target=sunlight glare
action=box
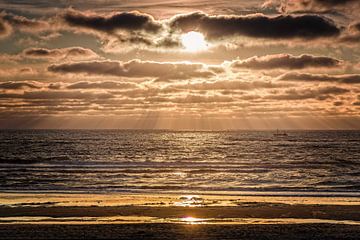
[181,31,208,52]
[180,216,205,224]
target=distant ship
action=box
[273,129,288,137]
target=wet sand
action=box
[1,193,360,239]
[1,223,360,240]
[1,204,360,222]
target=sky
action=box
[0,0,359,129]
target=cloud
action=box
[0,53,21,64]
[339,22,360,43]
[66,81,138,89]
[164,80,290,92]
[314,0,356,6]
[278,72,360,83]
[0,11,48,33]
[23,47,99,61]
[263,0,360,14]
[0,6,359,128]
[0,67,38,80]
[0,81,41,90]
[56,10,344,51]
[0,19,11,38]
[354,22,360,31]
[0,90,114,100]
[62,9,162,34]
[231,54,341,70]
[48,60,217,80]
[149,94,234,104]
[266,86,350,100]
[0,9,342,52]
[60,9,183,50]
[169,12,340,40]
[0,11,50,39]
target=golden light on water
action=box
[181,31,208,52]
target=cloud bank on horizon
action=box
[0,0,359,129]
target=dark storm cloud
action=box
[0,81,40,90]
[231,54,341,70]
[48,60,217,80]
[279,72,360,84]
[62,9,162,34]
[169,12,340,39]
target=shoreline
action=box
[2,190,360,197]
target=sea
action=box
[0,130,359,195]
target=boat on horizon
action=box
[273,129,288,137]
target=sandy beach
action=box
[0,193,360,239]
[1,223,360,240]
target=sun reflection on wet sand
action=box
[174,195,204,207]
[1,193,360,226]
[1,193,360,208]
[179,216,206,224]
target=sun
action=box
[181,31,208,52]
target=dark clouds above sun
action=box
[0,0,359,129]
